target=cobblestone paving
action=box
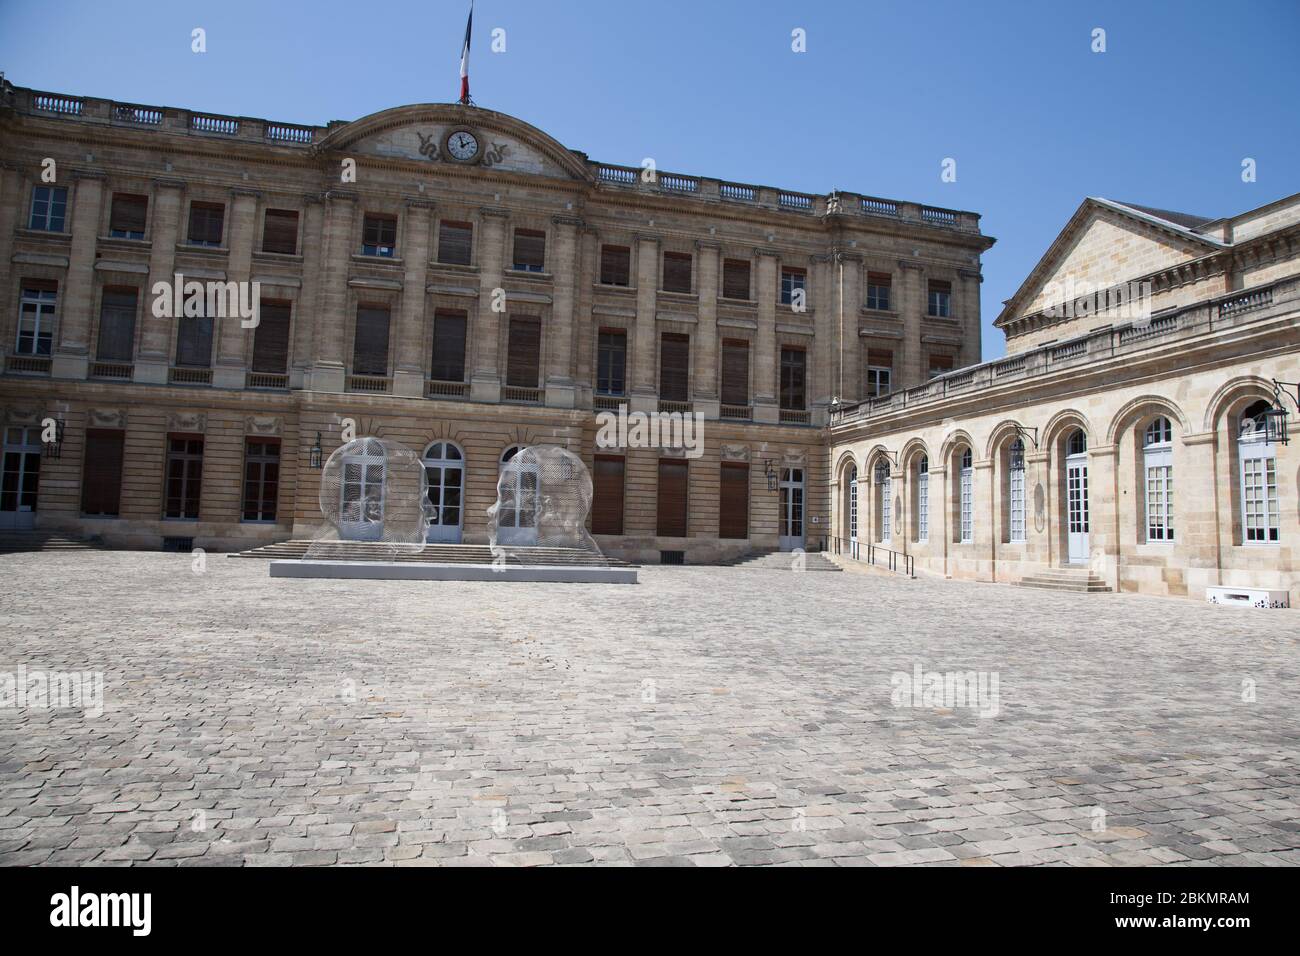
[1,551,1297,867]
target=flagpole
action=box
[459,0,474,106]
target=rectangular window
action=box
[659,332,690,402]
[657,459,688,537]
[164,435,204,520]
[261,209,299,255]
[431,309,468,382]
[187,201,225,247]
[866,348,893,397]
[512,228,546,272]
[16,283,57,356]
[109,193,148,239]
[175,310,214,368]
[81,429,125,517]
[928,279,952,318]
[596,330,627,396]
[506,316,541,387]
[242,439,280,522]
[1242,451,1279,543]
[96,288,137,362]
[361,214,397,257]
[28,186,68,232]
[1010,464,1026,543]
[720,339,750,407]
[251,300,291,373]
[960,466,974,543]
[592,455,625,536]
[719,463,749,539]
[866,272,892,311]
[662,252,692,294]
[928,353,955,378]
[779,347,807,410]
[599,245,631,286]
[917,470,929,542]
[1145,448,1173,543]
[352,305,391,376]
[722,259,751,300]
[780,267,806,306]
[438,220,473,265]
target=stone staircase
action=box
[722,549,842,572]
[1016,567,1112,593]
[230,540,633,568]
[0,532,106,554]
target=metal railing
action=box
[4,354,52,374]
[829,536,915,577]
[426,379,469,399]
[90,361,133,380]
[502,385,542,404]
[246,371,289,389]
[347,374,391,393]
[720,404,753,420]
[169,366,212,385]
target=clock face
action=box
[445,129,480,162]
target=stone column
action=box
[930,464,949,577]
[393,198,433,397]
[136,179,186,384]
[310,190,357,393]
[693,240,720,418]
[213,188,259,388]
[753,248,779,422]
[290,195,325,389]
[812,253,835,418]
[958,268,983,368]
[899,260,925,389]
[573,226,598,404]
[52,171,105,380]
[630,234,660,414]
[837,252,862,403]
[975,458,995,582]
[1088,444,1119,590]
[1179,432,1222,593]
[545,214,582,408]
[470,206,508,403]
[1025,449,1051,568]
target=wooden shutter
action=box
[109,194,147,235]
[187,202,224,245]
[431,309,468,381]
[592,455,625,535]
[659,333,690,402]
[506,316,541,387]
[600,245,630,286]
[722,259,751,300]
[779,347,806,410]
[81,430,124,517]
[176,315,214,367]
[96,288,137,361]
[352,306,391,375]
[662,252,692,293]
[719,463,749,539]
[928,353,955,375]
[512,229,546,271]
[438,221,473,265]
[262,209,299,254]
[251,300,291,372]
[929,280,952,294]
[867,348,893,369]
[720,339,749,406]
[657,459,688,537]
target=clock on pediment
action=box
[442,127,481,164]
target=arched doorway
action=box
[497,445,539,546]
[846,464,858,558]
[0,426,42,531]
[339,439,385,541]
[778,466,804,551]
[422,441,464,543]
[1065,428,1090,563]
[874,459,892,545]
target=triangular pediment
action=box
[315,104,592,182]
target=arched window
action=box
[959,447,973,544]
[1239,401,1279,544]
[500,445,523,468]
[1143,417,1173,543]
[1008,438,1026,544]
[916,455,929,543]
[874,459,891,543]
[847,465,858,543]
[1068,429,1087,456]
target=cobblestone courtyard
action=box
[1,551,1297,867]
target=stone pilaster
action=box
[929,465,949,576]
[213,189,259,388]
[693,239,720,418]
[899,260,925,389]
[1087,444,1118,590]
[753,248,779,421]
[1179,432,1223,591]
[290,195,325,389]
[975,458,995,582]
[959,268,983,367]
[573,226,598,403]
[0,166,20,350]
[545,214,582,408]
[812,253,835,416]
[310,190,357,393]
[52,170,105,380]
[136,179,186,384]
[836,252,862,403]
[471,206,508,403]
[630,234,660,414]
[393,199,433,397]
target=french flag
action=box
[459,1,473,104]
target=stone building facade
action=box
[829,195,1300,601]
[0,80,992,561]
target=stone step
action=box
[1016,575,1112,593]
[230,540,634,568]
[0,533,105,554]
[723,550,842,571]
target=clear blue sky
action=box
[2,0,1297,358]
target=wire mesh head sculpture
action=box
[487,445,605,563]
[307,436,433,560]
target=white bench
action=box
[1206,586,1290,609]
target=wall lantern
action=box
[309,431,324,469]
[1267,381,1298,445]
[42,418,64,459]
[763,459,778,492]
[1011,425,1040,469]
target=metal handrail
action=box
[828,535,915,577]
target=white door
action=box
[1,427,41,531]
[1066,451,1090,564]
[339,453,385,541]
[779,467,805,551]
[423,442,464,544]
[497,446,539,546]
[847,468,859,559]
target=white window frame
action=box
[28,185,68,232]
[1009,441,1026,544]
[875,461,892,543]
[847,466,858,541]
[1240,429,1279,546]
[16,286,57,356]
[959,449,973,544]
[1143,418,1174,543]
[866,365,892,398]
[917,458,929,543]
